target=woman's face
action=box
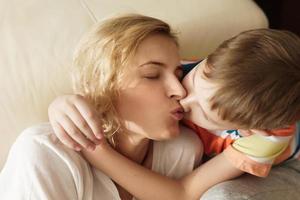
[180,60,237,130]
[115,34,186,140]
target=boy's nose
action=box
[179,95,193,113]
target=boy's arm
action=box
[180,153,244,199]
[83,143,244,200]
[48,94,104,151]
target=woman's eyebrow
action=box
[139,61,182,68]
[139,61,165,67]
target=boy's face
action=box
[180,60,238,130]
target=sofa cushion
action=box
[201,159,300,200]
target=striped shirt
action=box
[183,121,300,177]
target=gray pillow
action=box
[201,159,300,200]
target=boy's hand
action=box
[48,94,104,151]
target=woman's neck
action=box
[112,131,153,200]
[114,131,150,164]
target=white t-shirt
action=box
[0,123,202,200]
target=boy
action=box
[49,28,300,199]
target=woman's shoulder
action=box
[11,122,85,168]
[12,122,53,149]
[19,122,54,139]
[1,123,94,199]
[6,122,92,177]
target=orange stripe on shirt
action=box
[183,120,235,156]
[223,146,272,177]
[266,125,296,136]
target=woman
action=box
[0,14,201,199]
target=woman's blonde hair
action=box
[71,14,177,141]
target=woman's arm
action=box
[83,143,244,200]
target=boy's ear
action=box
[239,129,270,136]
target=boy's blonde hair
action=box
[71,14,177,139]
[205,29,300,129]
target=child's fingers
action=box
[65,104,101,145]
[74,96,104,140]
[58,114,96,151]
[51,120,82,151]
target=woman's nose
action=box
[168,79,187,100]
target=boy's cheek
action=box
[186,115,207,128]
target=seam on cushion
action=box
[79,0,97,23]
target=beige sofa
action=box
[1,0,299,199]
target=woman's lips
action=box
[171,107,184,120]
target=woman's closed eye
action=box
[144,75,160,79]
[140,69,160,80]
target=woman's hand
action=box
[48,94,104,151]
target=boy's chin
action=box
[188,119,216,130]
